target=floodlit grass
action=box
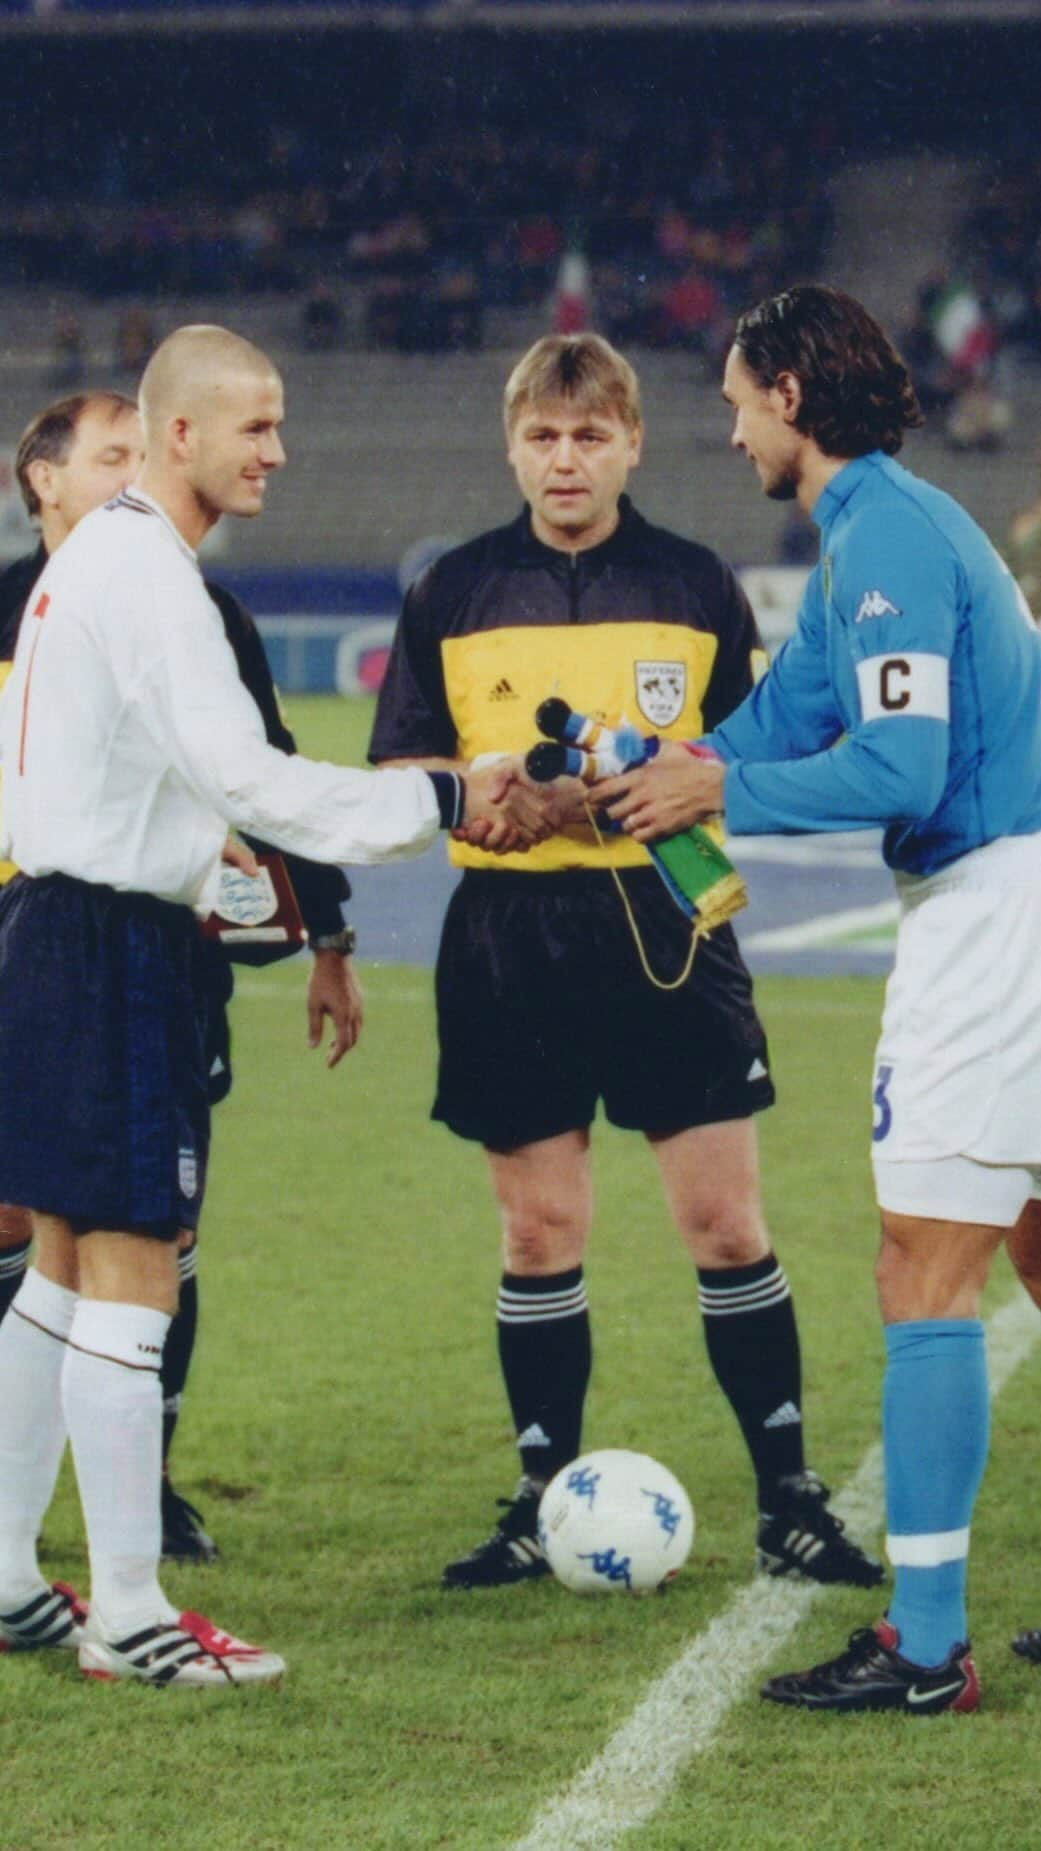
[7,698,1040,1850]
[284,690,377,767]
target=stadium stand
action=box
[5,272,1041,593]
[2,7,1041,598]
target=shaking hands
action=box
[456,755,582,854]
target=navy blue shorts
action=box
[0,874,210,1240]
[433,869,775,1151]
[198,938,235,1108]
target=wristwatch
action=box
[310,926,357,956]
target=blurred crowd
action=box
[1,114,832,359]
[897,148,1041,454]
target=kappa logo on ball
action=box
[565,1464,602,1508]
[635,660,686,727]
[538,1448,695,1594]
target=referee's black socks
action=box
[496,1268,592,1485]
[696,1252,805,1506]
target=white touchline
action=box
[511,1290,1039,1851]
[742,900,900,954]
[730,835,884,870]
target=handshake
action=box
[458,696,646,853]
[454,754,573,855]
[458,700,745,933]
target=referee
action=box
[371,331,882,1594]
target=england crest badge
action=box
[213,862,278,927]
[200,851,307,966]
[178,1146,199,1200]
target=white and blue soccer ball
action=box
[537,1449,695,1594]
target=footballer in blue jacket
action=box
[597,283,1041,1712]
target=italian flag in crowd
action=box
[929,281,996,373]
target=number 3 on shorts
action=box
[872,1063,893,1144]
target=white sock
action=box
[63,1299,179,1637]
[0,1268,77,1607]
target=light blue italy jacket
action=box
[708,452,1041,874]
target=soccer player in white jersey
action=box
[0,388,367,1566]
[596,284,1041,1713]
[0,392,146,1314]
[0,325,536,1687]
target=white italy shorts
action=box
[871,833,1041,1226]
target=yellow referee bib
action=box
[443,620,719,872]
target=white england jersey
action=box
[0,491,440,909]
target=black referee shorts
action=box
[0,873,211,1240]
[433,868,774,1151]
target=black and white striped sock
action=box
[697,1253,805,1506]
[496,1268,592,1483]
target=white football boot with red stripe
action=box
[0,1580,88,1652]
[79,1608,286,1687]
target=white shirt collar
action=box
[117,488,201,568]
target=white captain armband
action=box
[856,652,950,724]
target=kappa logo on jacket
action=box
[855,589,902,624]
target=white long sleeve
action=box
[0,493,441,909]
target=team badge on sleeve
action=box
[635,660,686,727]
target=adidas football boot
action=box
[442,1478,550,1589]
[0,1580,88,1652]
[79,1609,285,1687]
[757,1470,884,1588]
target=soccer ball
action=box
[537,1449,695,1594]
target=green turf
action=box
[6,698,1040,1850]
[284,690,377,767]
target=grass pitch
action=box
[5,698,1041,1851]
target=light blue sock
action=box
[883,1319,988,1668]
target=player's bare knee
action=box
[675,1201,769,1269]
[501,1199,588,1273]
[876,1214,999,1322]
